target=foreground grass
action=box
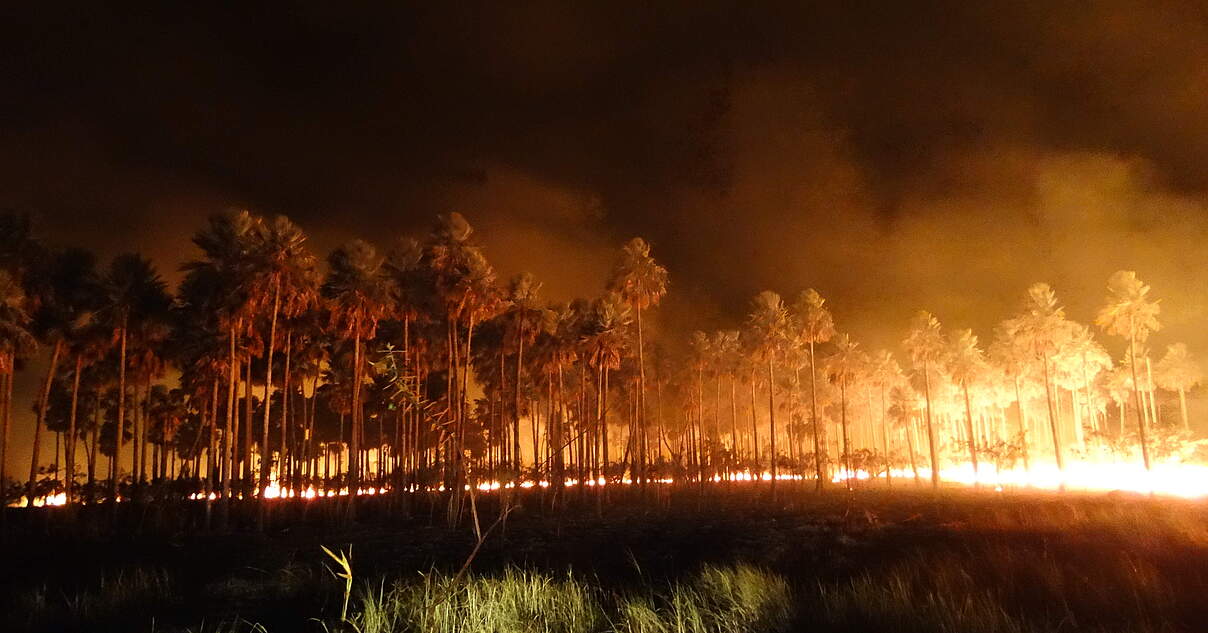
[9,489,1208,632]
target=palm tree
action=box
[48,251,105,505]
[607,238,668,486]
[902,311,945,489]
[1154,343,1202,431]
[988,324,1035,471]
[98,254,169,505]
[498,273,544,482]
[947,329,987,483]
[541,301,580,491]
[420,213,502,525]
[746,291,788,489]
[0,269,35,506]
[1010,283,1075,473]
[688,331,711,480]
[383,237,428,494]
[250,215,318,528]
[887,384,922,484]
[185,212,259,523]
[1096,271,1161,471]
[791,289,835,489]
[713,330,742,468]
[826,333,864,486]
[869,350,903,485]
[581,292,631,496]
[25,249,105,505]
[322,240,388,519]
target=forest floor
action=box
[5,483,1208,632]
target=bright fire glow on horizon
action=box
[15,453,1208,508]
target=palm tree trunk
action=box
[1145,357,1160,431]
[1179,388,1189,431]
[602,367,610,483]
[749,368,758,471]
[281,331,291,497]
[113,318,128,507]
[242,359,253,500]
[0,362,10,512]
[1013,376,1030,472]
[809,340,823,490]
[139,378,150,489]
[879,385,890,486]
[27,339,63,505]
[514,328,524,479]
[221,321,238,525]
[1128,328,1151,470]
[635,305,646,486]
[729,374,738,473]
[1042,356,1064,473]
[962,382,979,485]
[66,353,83,505]
[258,281,281,529]
[922,359,940,489]
[905,414,920,484]
[695,365,703,480]
[767,356,777,491]
[87,402,98,501]
[839,375,849,489]
[348,322,362,520]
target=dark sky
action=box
[4,1,1208,353]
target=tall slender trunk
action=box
[0,361,10,512]
[514,328,524,478]
[729,374,738,470]
[138,378,150,488]
[66,353,83,505]
[1013,376,1030,472]
[695,365,703,480]
[749,368,758,470]
[554,362,565,489]
[879,384,890,486]
[767,355,777,491]
[112,317,129,506]
[921,359,940,489]
[1042,356,1064,472]
[1179,388,1189,431]
[713,370,721,481]
[258,281,281,529]
[1145,357,1159,432]
[809,340,823,489]
[27,339,63,505]
[221,321,238,523]
[905,414,920,483]
[87,401,98,500]
[458,317,476,501]
[961,382,979,485]
[839,375,849,489]
[1128,326,1151,471]
[635,306,646,486]
[281,331,291,496]
[602,367,610,482]
[242,359,253,499]
[348,322,362,520]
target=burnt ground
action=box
[5,483,1208,632]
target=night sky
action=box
[4,1,1208,369]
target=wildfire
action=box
[16,455,1208,509]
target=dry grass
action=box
[9,490,1208,632]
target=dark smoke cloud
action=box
[4,1,1208,469]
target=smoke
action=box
[6,1,1208,472]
